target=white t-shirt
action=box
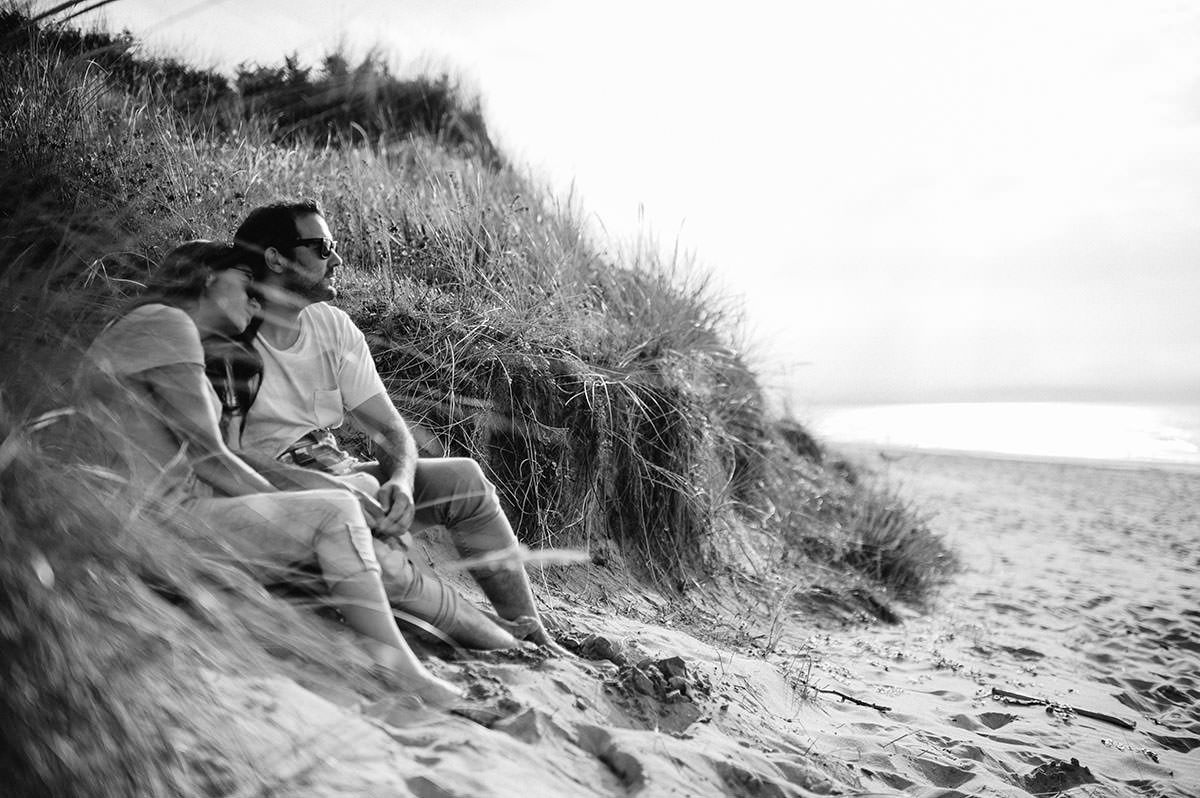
[241,302,389,457]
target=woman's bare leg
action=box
[190,489,464,704]
[331,570,462,706]
[374,540,521,650]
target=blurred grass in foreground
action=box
[1,7,957,794]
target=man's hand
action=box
[376,478,416,537]
[346,393,419,529]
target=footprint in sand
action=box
[977,711,1018,729]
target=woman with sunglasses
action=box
[80,240,463,706]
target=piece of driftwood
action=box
[991,687,1137,730]
[813,687,892,713]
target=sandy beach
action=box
[779,447,1200,797]
[173,447,1199,796]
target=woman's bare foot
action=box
[408,673,464,708]
[370,646,464,707]
[381,667,463,708]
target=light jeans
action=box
[184,488,379,588]
[349,458,520,629]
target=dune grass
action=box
[0,9,957,793]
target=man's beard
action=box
[283,266,336,302]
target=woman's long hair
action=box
[117,240,267,443]
[126,239,261,312]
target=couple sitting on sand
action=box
[81,200,563,706]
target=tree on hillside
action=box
[234,49,501,167]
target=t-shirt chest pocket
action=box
[312,389,343,428]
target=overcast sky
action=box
[72,0,1200,407]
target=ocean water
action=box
[806,402,1200,468]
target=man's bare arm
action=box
[346,392,418,486]
[346,392,418,532]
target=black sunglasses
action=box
[293,237,338,259]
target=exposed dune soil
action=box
[179,448,1200,797]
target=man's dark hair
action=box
[233,198,325,271]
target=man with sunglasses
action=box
[229,200,565,654]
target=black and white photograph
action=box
[2,2,1197,796]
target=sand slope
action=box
[174,448,1200,797]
